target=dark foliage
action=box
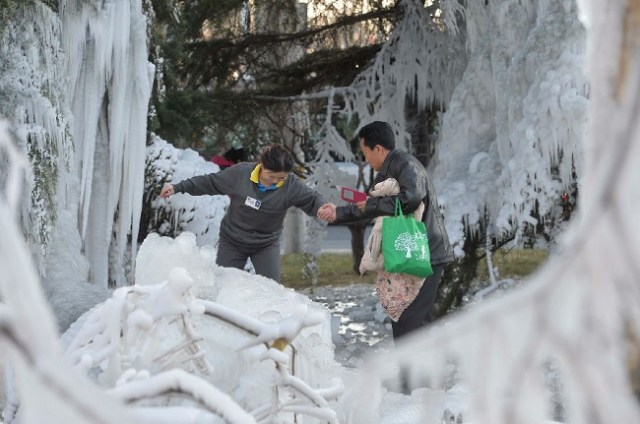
[148,0,399,154]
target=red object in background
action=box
[340,187,368,203]
[211,147,245,170]
[211,155,236,169]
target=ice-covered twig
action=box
[0,121,29,217]
[485,230,498,287]
[278,365,337,407]
[199,299,342,422]
[128,405,237,424]
[199,300,265,337]
[1,122,136,424]
[109,368,256,424]
[475,231,500,300]
[65,270,213,384]
[0,298,134,424]
[276,369,341,424]
[237,311,325,351]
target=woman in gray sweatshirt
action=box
[160,144,329,282]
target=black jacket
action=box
[335,149,454,266]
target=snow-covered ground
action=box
[300,284,394,368]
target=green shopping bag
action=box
[382,198,433,278]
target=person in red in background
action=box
[211,146,245,170]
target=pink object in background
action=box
[340,187,367,203]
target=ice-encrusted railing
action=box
[61,268,342,424]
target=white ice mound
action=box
[61,232,344,423]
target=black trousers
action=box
[391,264,446,340]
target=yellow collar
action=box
[250,164,285,188]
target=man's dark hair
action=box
[260,144,294,172]
[358,121,396,150]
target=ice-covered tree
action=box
[347,0,640,422]
[301,0,587,311]
[0,0,153,299]
[140,134,228,248]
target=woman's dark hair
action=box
[358,121,396,150]
[260,144,294,172]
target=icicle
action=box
[60,0,154,287]
[475,229,499,300]
[435,0,587,248]
[0,3,72,273]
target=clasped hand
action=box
[317,203,337,222]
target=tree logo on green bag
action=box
[394,232,429,260]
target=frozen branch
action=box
[109,369,256,424]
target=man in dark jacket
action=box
[318,121,454,339]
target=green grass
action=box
[280,253,376,289]
[281,248,549,289]
[476,248,549,280]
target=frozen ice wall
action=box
[0,0,154,325]
[1,0,154,287]
[60,0,154,287]
[434,0,588,249]
[0,2,71,273]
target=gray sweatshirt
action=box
[172,162,326,249]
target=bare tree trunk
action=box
[282,208,304,254]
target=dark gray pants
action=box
[216,237,281,282]
[391,264,445,340]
